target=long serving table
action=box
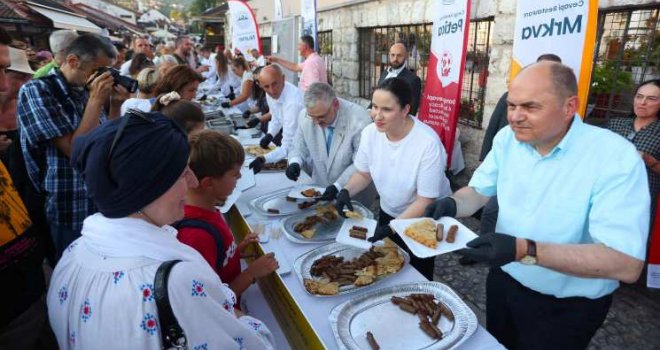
[225,135,505,350]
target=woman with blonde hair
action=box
[120,67,158,115]
[220,57,254,112]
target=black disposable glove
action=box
[259,133,274,149]
[225,87,236,101]
[320,185,338,201]
[221,102,231,108]
[457,233,517,267]
[249,156,266,174]
[424,197,457,219]
[335,189,354,218]
[367,225,394,243]
[285,163,301,181]
[242,110,252,118]
[246,117,260,128]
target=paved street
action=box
[433,216,660,350]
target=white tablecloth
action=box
[234,166,504,350]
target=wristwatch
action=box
[520,239,537,265]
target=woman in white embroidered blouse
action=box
[47,111,275,350]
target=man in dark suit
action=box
[375,43,422,115]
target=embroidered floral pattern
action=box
[193,343,209,350]
[191,280,207,297]
[58,285,68,305]
[233,337,245,349]
[140,313,158,335]
[222,299,232,312]
[66,241,78,252]
[80,299,92,322]
[247,320,262,331]
[112,271,124,284]
[69,331,76,345]
[140,283,155,302]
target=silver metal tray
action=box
[249,187,319,217]
[329,282,478,350]
[281,201,373,244]
[293,242,410,297]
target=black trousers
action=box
[377,208,435,280]
[487,267,612,350]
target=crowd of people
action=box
[0,24,658,350]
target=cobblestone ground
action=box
[432,216,660,350]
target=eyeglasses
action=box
[107,109,155,181]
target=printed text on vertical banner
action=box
[228,0,262,54]
[300,0,318,50]
[418,0,471,167]
[510,0,599,117]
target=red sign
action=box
[418,0,471,167]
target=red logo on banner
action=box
[440,51,453,77]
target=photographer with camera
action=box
[17,33,129,262]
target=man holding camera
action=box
[17,34,128,261]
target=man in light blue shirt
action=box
[425,61,649,349]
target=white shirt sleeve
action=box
[416,139,445,199]
[170,263,275,349]
[264,99,303,163]
[353,127,371,173]
[287,109,308,166]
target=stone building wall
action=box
[250,0,658,175]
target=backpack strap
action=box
[172,219,226,271]
[154,260,187,350]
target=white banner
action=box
[300,0,317,50]
[228,0,262,54]
[511,0,598,116]
[274,0,283,20]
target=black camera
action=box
[94,67,138,93]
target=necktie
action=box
[326,126,334,154]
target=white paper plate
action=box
[237,166,256,191]
[389,217,477,258]
[260,242,291,275]
[287,185,326,199]
[335,218,378,250]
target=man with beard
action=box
[374,43,422,115]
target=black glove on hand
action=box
[225,87,236,101]
[285,163,301,181]
[221,102,231,108]
[368,225,394,243]
[246,117,260,128]
[320,185,339,201]
[248,157,266,174]
[259,134,274,149]
[335,189,354,218]
[242,110,252,119]
[424,197,457,219]
[457,233,517,267]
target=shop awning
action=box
[27,3,102,33]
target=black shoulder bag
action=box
[154,260,188,350]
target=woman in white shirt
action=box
[120,67,158,115]
[48,112,275,350]
[335,77,452,279]
[221,57,254,112]
[200,53,240,97]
